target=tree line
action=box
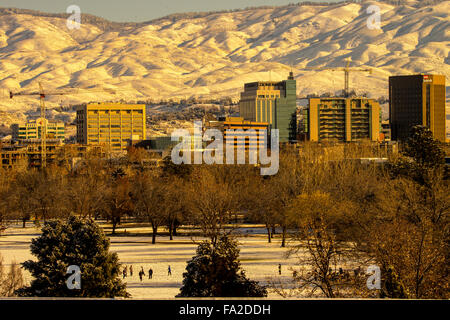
[0,125,448,298]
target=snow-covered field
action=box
[0,223,300,298]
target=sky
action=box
[0,0,341,22]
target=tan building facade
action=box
[76,103,146,152]
[308,98,380,142]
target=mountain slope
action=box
[0,0,448,116]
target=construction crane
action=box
[304,59,372,97]
[9,82,115,168]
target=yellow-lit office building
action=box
[76,103,146,152]
[307,98,380,142]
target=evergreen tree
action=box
[160,155,192,179]
[16,216,129,297]
[177,236,267,297]
[390,125,445,184]
[381,266,408,299]
[403,125,445,170]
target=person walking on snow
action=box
[123,265,128,279]
[168,265,172,276]
[149,268,153,279]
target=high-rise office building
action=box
[307,97,380,142]
[389,74,446,142]
[11,118,65,141]
[76,103,146,152]
[239,72,297,142]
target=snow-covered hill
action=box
[0,0,448,121]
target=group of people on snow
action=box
[122,265,172,281]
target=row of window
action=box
[87,122,143,126]
[257,95,277,99]
[90,122,143,125]
[88,129,142,133]
[87,110,143,114]
[90,124,143,128]
[88,138,129,142]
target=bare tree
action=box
[133,171,167,244]
[280,191,367,298]
[0,254,24,297]
[163,176,189,240]
[187,166,238,246]
[66,168,105,219]
[0,168,13,230]
[9,172,34,228]
[246,177,278,243]
[102,173,133,235]
[10,168,67,225]
[266,147,302,247]
[363,176,449,299]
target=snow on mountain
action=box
[0,0,448,121]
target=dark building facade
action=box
[389,74,446,142]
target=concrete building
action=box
[11,118,65,141]
[76,103,146,152]
[60,143,106,160]
[389,74,446,142]
[0,144,27,169]
[307,97,381,142]
[380,120,391,142]
[239,72,297,143]
[24,139,64,167]
[1,140,106,169]
[0,139,63,168]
